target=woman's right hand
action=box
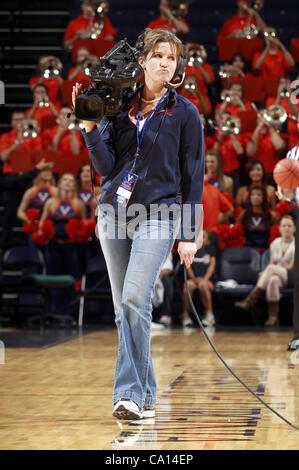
[72,82,96,132]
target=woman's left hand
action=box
[178,241,198,269]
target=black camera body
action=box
[74,39,143,121]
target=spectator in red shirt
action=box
[245,112,286,175]
[25,84,61,129]
[63,0,116,51]
[252,27,295,78]
[0,110,42,175]
[220,53,254,89]
[147,0,190,36]
[217,0,266,43]
[41,106,82,156]
[67,46,93,84]
[180,74,211,117]
[210,110,245,178]
[202,180,234,231]
[29,56,63,109]
[265,76,299,150]
[216,81,254,116]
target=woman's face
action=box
[249,163,264,183]
[250,189,263,207]
[34,86,48,101]
[77,47,90,64]
[80,165,91,184]
[60,175,75,192]
[139,42,177,87]
[232,55,244,71]
[39,170,52,184]
[230,84,243,100]
[279,218,295,238]
[206,155,218,174]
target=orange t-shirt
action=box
[252,49,293,78]
[212,131,244,173]
[147,16,190,34]
[0,129,43,174]
[217,13,256,43]
[215,99,253,117]
[25,103,62,128]
[41,125,82,154]
[203,181,233,231]
[63,14,116,43]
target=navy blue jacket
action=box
[82,88,205,241]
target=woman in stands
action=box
[73,28,205,420]
[236,185,276,252]
[215,81,253,117]
[235,215,295,327]
[38,173,86,317]
[25,83,61,128]
[29,55,63,109]
[17,167,58,222]
[235,160,277,209]
[204,149,234,196]
[220,53,253,89]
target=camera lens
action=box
[75,95,105,121]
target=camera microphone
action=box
[163,72,185,89]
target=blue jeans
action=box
[97,209,180,408]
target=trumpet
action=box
[221,116,241,135]
[38,97,49,108]
[41,58,62,79]
[183,81,197,92]
[280,87,290,98]
[187,46,207,66]
[251,0,264,11]
[83,57,100,76]
[220,90,232,102]
[261,105,288,126]
[263,27,277,40]
[96,1,109,15]
[67,115,84,131]
[22,119,40,138]
[242,23,259,39]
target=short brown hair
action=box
[137,28,184,60]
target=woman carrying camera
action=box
[73,29,205,420]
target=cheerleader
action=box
[39,173,86,317]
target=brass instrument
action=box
[262,105,287,126]
[96,1,109,15]
[83,56,100,76]
[221,116,241,135]
[22,119,40,138]
[263,27,277,40]
[251,0,264,11]
[187,46,207,66]
[220,90,232,102]
[38,97,49,108]
[280,87,290,98]
[41,58,62,79]
[67,115,84,131]
[183,81,197,92]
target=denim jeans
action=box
[97,208,180,408]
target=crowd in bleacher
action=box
[0,0,298,327]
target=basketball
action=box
[273,158,299,190]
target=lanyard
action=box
[131,90,168,171]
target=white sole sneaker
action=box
[202,313,215,327]
[113,400,143,420]
[142,406,155,418]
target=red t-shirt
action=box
[0,129,42,174]
[63,14,116,43]
[29,77,63,107]
[67,68,91,84]
[202,181,233,231]
[217,13,256,43]
[41,125,82,154]
[243,131,286,173]
[25,104,62,128]
[215,99,253,117]
[181,92,212,116]
[211,131,244,173]
[147,16,190,34]
[184,63,215,96]
[252,49,293,78]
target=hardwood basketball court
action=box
[0,327,298,450]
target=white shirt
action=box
[286,145,299,203]
[270,237,295,268]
